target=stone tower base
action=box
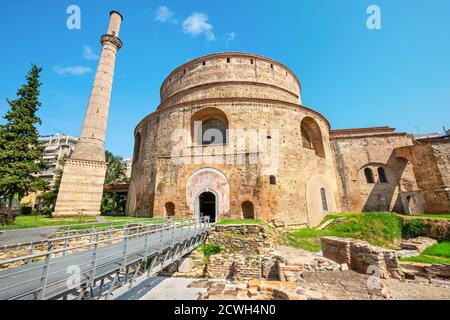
[53,159,107,217]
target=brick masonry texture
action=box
[54,12,123,217]
[127,52,450,225]
[321,237,403,279]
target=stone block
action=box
[178,258,194,273]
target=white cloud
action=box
[83,45,99,60]
[224,32,236,45]
[183,12,215,41]
[155,6,175,23]
[52,65,92,76]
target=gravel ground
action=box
[385,279,450,300]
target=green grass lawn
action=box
[286,212,404,252]
[0,215,158,231]
[401,242,450,265]
[398,214,450,220]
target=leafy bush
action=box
[403,220,425,238]
[20,206,33,216]
[198,243,221,263]
[0,208,19,227]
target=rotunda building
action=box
[127,52,340,227]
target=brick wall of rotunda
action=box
[127,53,340,228]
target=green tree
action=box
[104,151,128,184]
[0,65,48,206]
[101,151,128,214]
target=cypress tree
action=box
[0,65,48,206]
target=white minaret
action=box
[54,11,123,216]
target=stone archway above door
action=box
[186,168,230,220]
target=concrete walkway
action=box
[115,277,206,300]
[0,227,58,246]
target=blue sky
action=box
[0,0,449,157]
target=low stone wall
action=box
[400,237,437,252]
[400,262,450,280]
[321,237,402,279]
[208,254,262,280]
[206,224,273,255]
[403,218,450,241]
[320,237,352,265]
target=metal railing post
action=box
[109,225,113,244]
[88,233,100,287]
[62,237,69,256]
[89,225,95,243]
[27,243,35,264]
[122,227,130,269]
[143,228,150,272]
[171,220,175,247]
[159,225,164,252]
[37,244,53,300]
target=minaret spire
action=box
[54,11,123,217]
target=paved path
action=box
[0,227,58,246]
[385,278,450,300]
[115,277,206,300]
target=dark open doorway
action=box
[199,191,216,223]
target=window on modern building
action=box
[320,188,329,212]
[270,175,277,185]
[165,202,175,217]
[378,167,388,183]
[133,132,141,163]
[300,117,325,158]
[242,201,255,219]
[364,168,375,184]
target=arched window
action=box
[165,202,175,217]
[200,118,227,145]
[242,201,255,219]
[320,188,329,212]
[300,117,325,158]
[133,132,141,163]
[364,168,375,184]
[270,175,277,185]
[191,108,229,146]
[378,167,388,183]
[301,125,312,149]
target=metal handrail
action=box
[0,218,171,250]
[0,217,210,300]
[0,218,202,266]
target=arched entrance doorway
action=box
[186,168,230,223]
[198,192,217,223]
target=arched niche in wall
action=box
[133,132,141,163]
[306,174,338,227]
[300,117,325,158]
[165,202,175,217]
[242,201,255,219]
[191,107,229,146]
